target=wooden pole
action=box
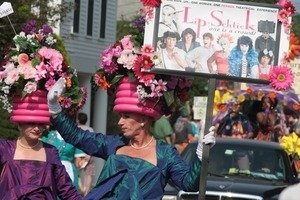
[198,78,216,200]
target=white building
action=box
[117,0,142,20]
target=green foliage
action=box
[0,105,19,139]
[0,0,74,64]
[292,13,300,39]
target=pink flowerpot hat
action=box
[10,90,51,124]
[113,77,162,120]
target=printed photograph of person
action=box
[251,49,274,80]
[157,4,182,40]
[207,33,234,74]
[255,20,276,54]
[228,35,258,78]
[185,32,215,73]
[157,31,188,71]
[176,28,200,53]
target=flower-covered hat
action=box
[0,20,87,123]
[91,6,191,118]
[10,90,51,124]
[113,77,162,120]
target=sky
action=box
[290,0,300,13]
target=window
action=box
[73,0,80,33]
[87,0,94,36]
[100,0,107,38]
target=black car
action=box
[163,138,299,200]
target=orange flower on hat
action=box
[293,103,300,111]
[246,87,254,95]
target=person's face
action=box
[240,44,250,55]
[262,32,270,39]
[219,41,229,51]
[118,113,144,137]
[162,7,175,24]
[229,103,240,114]
[184,33,193,43]
[165,37,177,49]
[260,55,271,66]
[237,154,250,170]
[262,97,271,109]
[203,36,212,48]
[19,122,46,139]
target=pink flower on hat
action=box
[0,20,87,114]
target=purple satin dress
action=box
[0,139,82,200]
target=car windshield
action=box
[182,141,288,182]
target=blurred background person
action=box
[153,114,174,144]
[212,80,233,117]
[173,102,196,154]
[255,96,282,142]
[76,112,96,196]
[229,151,252,174]
[42,114,86,190]
[216,98,254,139]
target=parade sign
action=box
[0,2,13,18]
[290,58,300,98]
[193,96,207,120]
[145,0,289,84]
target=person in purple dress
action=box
[0,92,82,199]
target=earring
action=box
[141,122,145,127]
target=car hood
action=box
[207,177,288,198]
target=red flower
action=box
[140,0,162,7]
[177,89,189,102]
[278,9,289,23]
[132,55,155,83]
[283,1,296,16]
[246,87,254,95]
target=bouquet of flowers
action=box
[0,20,87,115]
[91,9,191,114]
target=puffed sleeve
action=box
[51,112,126,159]
[166,145,201,191]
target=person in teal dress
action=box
[47,78,216,200]
[42,130,86,189]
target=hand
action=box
[196,126,216,161]
[47,77,66,115]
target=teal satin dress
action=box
[51,113,201,200]
[42,130,85,189]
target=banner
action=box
[145,0,289,84]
